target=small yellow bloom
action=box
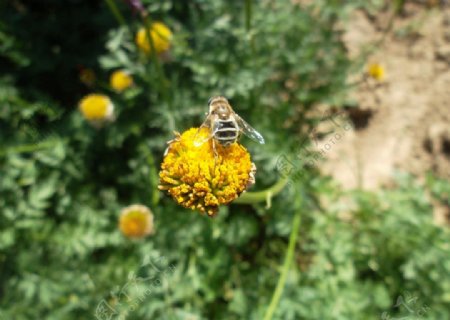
[119,204,154,238]
[135,22,172,54]
[158,128,253,216]
[110,70,133,93]
[367,63,385,81]
[78,94,114,123]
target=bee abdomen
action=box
[215,120,239,146]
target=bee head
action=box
[208,96,230,119]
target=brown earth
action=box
[315,3,450,222]
[318,4,450,187]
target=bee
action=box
[194,96,265,154]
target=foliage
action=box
[0,0,449,319]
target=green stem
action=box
[141,15,170,103]
[234,177,289,206]
[244,0,258,115]
[244,0,255,54]
[245,0,252,32]
[147,152,160,207]
[263,209,301,320]
[104,0,126,26]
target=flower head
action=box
[136,22,172,55]
[110,70,133,93]
[119,204,154,238]
[367,63,385,81]
[158,128,253,216]
[78,94,114,125]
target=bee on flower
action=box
[159,127,256,216]
[119,204,154,239]
[135,21,172,55]
[159,97,264,216]
[110,70,134,93]
[78,94,114,127]
[193,96,265,153]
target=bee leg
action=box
[212,139,219,166]
[164,132,181,156]
[164,146,170,157]
[164,141,173,157]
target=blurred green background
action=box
[0,0,449,319]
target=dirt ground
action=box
[318,4,450,187]
[316,3,450,222]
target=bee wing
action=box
[193,114,216,147]
[235,114,265,144]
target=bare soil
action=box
[315,3,450,222]
[319,4,450,188]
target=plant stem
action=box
[147,152,160,207]
[104,0,126,26]
[244,0,258,116]
[245,0,252,32]
[141,15,170,104]
[263,209,301,320]
[244,0,255,54]
[234,177,289,206]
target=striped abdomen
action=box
[213,119,239,147]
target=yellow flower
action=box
[158,128,253,216]
[119,204,154,238]
[78,94,114,123]
[135,22,172,54]
[367,63,385,81]
[110,70,134,93]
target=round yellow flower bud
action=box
[110,70,133,93]
[78,94,114,122]
[135,22,172,54]
[119,204,154,239]
[158,128,253,216]
[367,63,385,81]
